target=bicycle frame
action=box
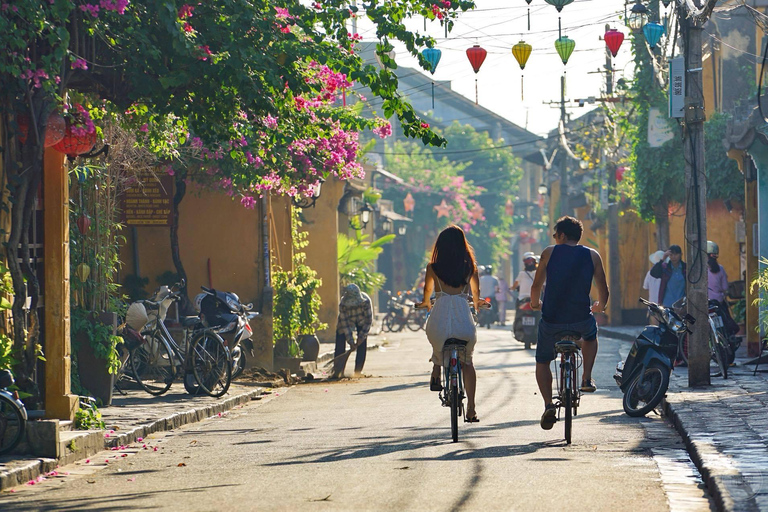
[441,344,465,411]
[554,351,581,410]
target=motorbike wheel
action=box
[231,346,246,380]
[622,361,670,417]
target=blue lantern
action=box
[422,48,442,109]
[422,48,442,74]
[643,22,665,49]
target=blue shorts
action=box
[535,316,598,363]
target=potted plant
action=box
[272,267,303,374]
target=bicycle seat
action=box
[181,316,200,327]
[555,339,581,353]
[444,338,469,347]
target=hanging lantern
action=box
[403,192,415,213]
[76,262,91,283]
[627,1,648,32]
[52,123,97,158]
[604,29,624,58]
[17,112,66,147]
[643,21,665,49]
[554,36,575,65]
[524,0,533,30]
[76,214,92,234]
[422,48,443,109]
[544,0,574,11]
[512,41,532,101]
[661,0,671,7]
[616,166,627,182]
[434,199,450,218]
[466,45,488,104]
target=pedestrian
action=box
[479,265,499,322]
[417,225,482,423]
[495,275,513,325]
[706,241,739,335]
[650,245,686,307]
[332,284,373,378]
[643,251,664,303]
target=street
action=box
[1,328,713,511]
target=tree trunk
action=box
[170,171,193,314]
[653,202,670,250]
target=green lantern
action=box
[554,36,575,65]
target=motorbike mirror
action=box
[684,314,696,324]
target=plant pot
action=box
[274,338,291,358]
[274,356,303,375]
[298,334,320,361]
[75,311,118,406]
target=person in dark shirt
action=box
[530,216,609,430]
[332,284,373,378]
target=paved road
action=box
[1,327,713,511]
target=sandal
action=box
[430,378,442,392]
[465,414,479,423]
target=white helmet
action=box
[706,240,719,255]
[523,252,536,261]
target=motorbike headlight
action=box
[226,295,240,311]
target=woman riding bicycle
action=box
[416,225,482,423]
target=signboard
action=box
[648,108,674,147]
[121,171,173,226]
[669,57,685,118]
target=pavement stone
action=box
[604,324,768,511]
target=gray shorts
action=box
[535,316,598,363]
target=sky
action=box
[356,0,639,137]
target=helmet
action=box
[523,251,536,261]
[706,240,719,255]
[484,265,493,275]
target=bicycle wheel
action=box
[711,334,729,379]
[131,333,175,396]
[450,384,459,443]
[0,393,25,455]
[406,310,425,332]
[382,312,396,333]
[563,387,572,444]
[191,331,232,397]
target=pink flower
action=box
[139,123,149,133]
[137,437,143,442]
[183,22,194,33]
[420,122,430,129]
[263,115,278,129]
[372,122,392,139]
[178,3,194,18]
[165,165,175,176]
[240,196,256,209]
[79,3,99,17]
[71,58,88,70]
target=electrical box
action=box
[669,57,685,118]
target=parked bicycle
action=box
[381,291,417,332]
[552,334,582,445]
[131,281,232,397]
[672,297,729,378]
[0,369,27,455]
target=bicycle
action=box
[552,333,582,445]
[672,297,728,378]
[133,282,232,397]
[0,369,27,455]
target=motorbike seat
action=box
[181,316,200,328]
[444,338,469,347]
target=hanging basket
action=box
[52,123,97,158]
[17,112,66,148]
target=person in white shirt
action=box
[643,251,664,303]
[513,252,539,300]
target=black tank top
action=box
[542,245,594,324]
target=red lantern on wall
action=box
[52,124,97,158]
[466,44,488,105]
[17,112,66,147]
[604,29,624,58]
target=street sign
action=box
[669,57,685,118]
[121,170,173,226]
[648,108,674,147]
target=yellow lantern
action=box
[512,41,533,100]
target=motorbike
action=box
[477,296,495,329]
[708,299,739,365]
[614,298,695,417]
[513,298,540,350]
[195,286,258,379]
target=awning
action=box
[379,209,412,222]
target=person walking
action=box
[530,216,609,430]
[332,284,373,378]
[495,275,513,325]
[643,251,664,303]
[417,225,482,423]
[650,245,686,307]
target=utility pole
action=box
[605,23,621,326]
[559,75,570,217]
[680,15,709,387]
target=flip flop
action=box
[465,414,479,423]
[430,378,442,392]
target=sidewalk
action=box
[0,380,279,491]
[603,325,768,511]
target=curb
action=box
[0,386,270,491]
[661,397,732,512]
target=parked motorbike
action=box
[477,296,495,329]
[513,298,540,350]
[708,299,739,365]
[195,286,257,379]
[614,297,695,417]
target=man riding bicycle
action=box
[530,216,609,430]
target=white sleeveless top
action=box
[425,277,477,346]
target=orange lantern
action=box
[52,123,97,158]
[17,112,66,147]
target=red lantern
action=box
[76,215,92,234]
[17,112,66,147]
[604,29,624,58]
[465,44,487,73]
[52,124,97,158]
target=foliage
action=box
[74,401,106,431]
[750,258,768,334]
[704,112,744,203]
[272,268,301,344]
[156,271,181,288]
[731,297,746,325]
[0,262,16,373]
[338,219,394,295]
[71,307,123,375]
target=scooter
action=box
[477,296,496,329]
[614,298,695,417]
[513,298,540,350]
